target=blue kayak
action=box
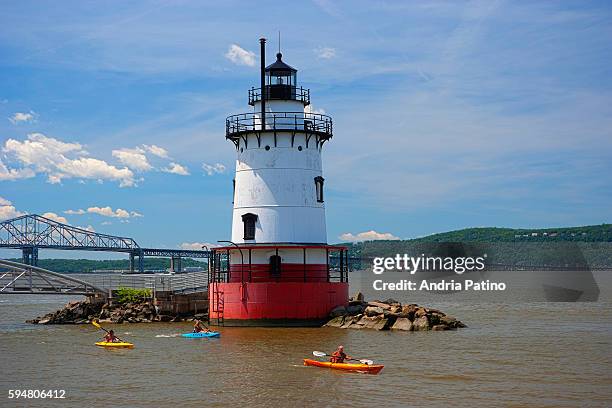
[181,332,220,338]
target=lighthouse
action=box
[208,38,349,326]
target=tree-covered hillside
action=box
[7,258,207,273]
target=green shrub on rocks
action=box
[114,287,152,304]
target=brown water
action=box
[1,270,611,407]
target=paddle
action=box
[92,320,127,343]
[312,351,374,365]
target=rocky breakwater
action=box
[27,299,204,325]
[324,293,466,331]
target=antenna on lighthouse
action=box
[259,37,266,130]
[278,31,281,53]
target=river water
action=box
[1,270,611,407]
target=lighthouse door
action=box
[270,255,281,278]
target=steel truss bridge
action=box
[0,259,106,295]
[0,214,209,273]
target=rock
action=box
[350,292,364,302]
[324,316,345,328]
[367,301,391,310]
[432,325,450,331]
[340,316,359,329]
[412,315,430,331]
[364,306,384,316]
[391,317,413,331]
[382,298,400,305]
[346,304,365,315]
[38,318,51,325]
[329,305,348,317]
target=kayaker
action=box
[104,330,119,343]
[330,345,350,363]
[193,320,209,333]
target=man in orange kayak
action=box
[104,330,119,343]
[330,345,351,363]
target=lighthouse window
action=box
[270,255,281,277]
[241,213,258,240]
[314,176,324,203]
[297,146,302,151]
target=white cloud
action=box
[42,212,68,224]
[306,105,326,115]
[83,225,95,232]
[112,147,152,172]
[315,47,336,59]
[64,206,142,218]
[202,162,225,176]
[9,111,36,124]
[0,197,26,221]
[64,209,85,215]
[101,221,112,226]
[0,159,36,181]
[225,44,256,66]
[162,162,190,175]
[339,230,400,242]
[2,133,135,187]
[142,144,169,158]
[0,205,25,221]
[87,206,131,218]
[180,242,218,250]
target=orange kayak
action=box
[303,358,383,375]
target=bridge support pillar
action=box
[129,252,135,272]
[170,256,182,273]
[22,247,38,266]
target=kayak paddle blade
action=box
[312,351,327,357]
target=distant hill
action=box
[6,258,207,274]
[340,224,612,268]
[410,224,612,243]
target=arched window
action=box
[241,213,257,240]
[314,176,324,203]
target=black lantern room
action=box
[265,53,298,101]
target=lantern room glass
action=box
[267,72,296,87]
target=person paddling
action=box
[330,345,351,363]
[104,330,119,343]
[193,320,209,333]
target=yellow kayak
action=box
[95,341,134,349]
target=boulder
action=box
[346,304,365,315]
[432,325,450,331]
[340,316,359,329]
[350,292,364,302]
[329,305,348,317]
[367,301,391,310]
[382,298,400,305]
[364,306,384,316]
[412,315,430,331]
[391,317,413,331]
[324,316,345,328]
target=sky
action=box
[1,0,611,258]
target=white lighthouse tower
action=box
[209,38,348,326]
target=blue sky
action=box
[1,0,611,257]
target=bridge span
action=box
[0,214,209,273]
[0,259,209,296]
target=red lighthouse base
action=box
[208,245,350,326]
[209,281,348,326]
